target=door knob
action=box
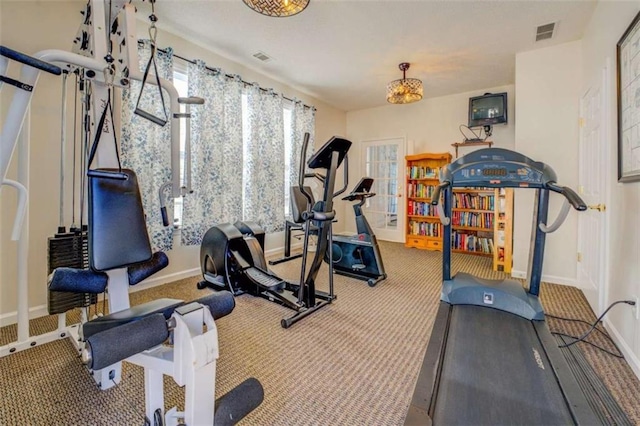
[588,204,606,212]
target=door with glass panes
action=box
[361,138,406,242]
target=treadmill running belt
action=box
[434,305,574,425]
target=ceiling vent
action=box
[535,22,556,42]
[252,51,272,62]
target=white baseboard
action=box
[511,270,577,287]
[0,305,50,327]
[603,318,640,380]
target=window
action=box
[174,66,300,228]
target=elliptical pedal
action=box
[245,267,285,291]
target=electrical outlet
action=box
[634,296,640,321]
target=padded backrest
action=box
[290,186,315,224]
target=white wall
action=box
[514,40,583,285]
[580,1,640,376]
[0,1,346,319]
[345,84,515,231]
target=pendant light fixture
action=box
[242,0,309,17]
[386,62,423,104]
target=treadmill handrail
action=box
[539,184,586,234]
[539,199,571,234]
[430,182,451,226]
[547,183,587,211]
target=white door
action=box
[361,138,406,242]
[577,59,611,313]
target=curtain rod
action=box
[138,40,315,111]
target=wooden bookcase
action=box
[451,188,495,257]
[451,187,513,273]
[493,188,513,273]
[405,152,513,272]
[405,153,452,251]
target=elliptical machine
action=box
[326,177,387,287]
[198,134,351,328]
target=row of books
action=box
[407,165,441,179]
[451,211,493,229]
[407,183,435,199]
[408,201,438,217]
[452,232,494,254]
[454,193,494,210]
[408,220,441,237]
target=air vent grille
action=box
[253,51,272,62]
[535,22,556,42]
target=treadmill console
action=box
[453,162,544,187]
[443,148,557,188]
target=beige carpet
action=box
[1,241,639,425]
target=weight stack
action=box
[47,230,97,315]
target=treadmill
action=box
[404,148,599,425]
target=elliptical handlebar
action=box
[333,153,349,199]
[539,183,587,234]
[298,133,314,206]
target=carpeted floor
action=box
[1,241,639,425]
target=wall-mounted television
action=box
[468,92,508,127]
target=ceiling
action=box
[150,0,598,112]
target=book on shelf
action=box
[408,183,435,199]
[408,200,438,217]
[451,211,493,229]
[409,220,441,237]
[453,193,494,210]
[451,231,494,254]
[407,165,441,179]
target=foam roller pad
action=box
[214,377,264,426]
[128,251,169,285]
[87,313,168,370]
[48,267,108,293]
[194,291,235,320]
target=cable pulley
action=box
[134,0,168,126]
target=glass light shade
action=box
[386,78,423,104]
[242,0,309,17]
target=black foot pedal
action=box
[246,268,285,291]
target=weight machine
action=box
[1,1,262,424]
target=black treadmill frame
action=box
[405,148,598,425]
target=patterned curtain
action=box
[243,84,285,233]
[181,61,244,246]
[121,40,174,252]
[287,100,316,190]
